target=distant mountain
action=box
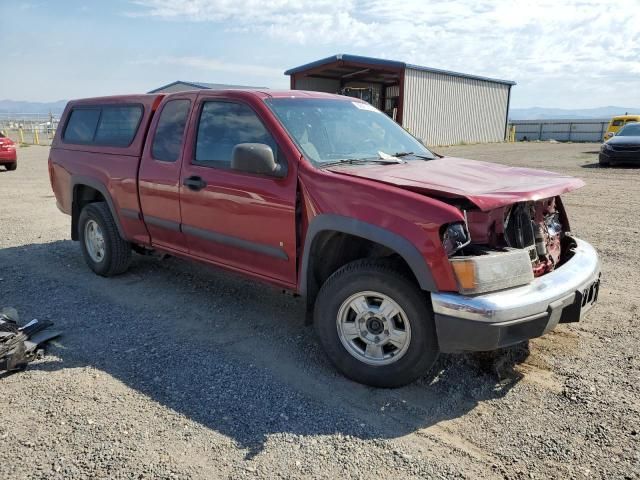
[509,106,640,120]
[0,100,68,115]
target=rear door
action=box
[178,93,298,287]
[138,94,195,252]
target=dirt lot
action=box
[1,143,638,479]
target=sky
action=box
[1,0,639,108]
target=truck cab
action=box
[49,90,601,387]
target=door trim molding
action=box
[144,215,181,232]
[182,224,289,260]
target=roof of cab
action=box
[155,89,353,102]
[66,94,164,106]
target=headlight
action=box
[600,143,610,152]
[450,248,534,295]
[441,222,470,256]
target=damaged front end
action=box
[442,196,577,295]
[432,195,600,353]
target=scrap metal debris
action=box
[0,307,61,373]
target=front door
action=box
[179,96,298,287]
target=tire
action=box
[78,202,131,276]
[5,162,16,171]
[599,158,610,167]
[314,259,439,388]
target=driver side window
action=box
[194,101,279,169]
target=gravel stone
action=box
[0,144,639,479]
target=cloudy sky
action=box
[1,0,639,108]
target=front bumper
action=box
[599,151,640,164]
[432,238,600,352]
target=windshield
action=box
[266,98,434,165]
[617,123,640,136]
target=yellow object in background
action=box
[603,114,640,141]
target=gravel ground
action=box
[0,143,638,479]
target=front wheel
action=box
[5,162,16,171]
[78,202,132,276]
[314,259,439,387]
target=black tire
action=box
[314,259,439,388]
[599,155,610,167]
[5,162,16,171]
[78,202,131,276]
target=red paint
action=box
[327,157,584,212]
[0,135,17,163]
[49,90,586,294]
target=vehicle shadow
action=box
[581,162,639,169]
[1,240,528,458]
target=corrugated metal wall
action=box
[294,77,340,93]
[510,119,609,142]
[403,68,510,146]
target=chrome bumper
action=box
[432,238,600,352]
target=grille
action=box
[611,144,640,152]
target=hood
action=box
[607,135,640,145]
[327,156,585,211]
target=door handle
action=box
[183,176,207,191]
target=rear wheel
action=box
[78,202,131,276]
[314,259,439,387]
[5,162,16,171]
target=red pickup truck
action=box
[49,90,601,387]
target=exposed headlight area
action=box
[600,142,611,151]
[445,197,569,295]
[441,221,470,257]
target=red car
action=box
[48,91,601,387]
[0,132,17,171]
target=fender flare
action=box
[70,175,126,240]
[300,214,437,294]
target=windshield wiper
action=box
[319,157,404,168]
[392,151,435,160]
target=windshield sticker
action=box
[352,102,378,112]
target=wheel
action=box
[314,259,439,387]
[5,162,16,171]
[598,154,610,167]
[78,202,131,276]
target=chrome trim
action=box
[432,238,600,323]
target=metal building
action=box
[148,80,265,94]
[285,54,516,146]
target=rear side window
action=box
[611,120,624,126]
[64,108,101,143]
[63,105,143,146]
[195,101,278,168]
[151,100,191,162]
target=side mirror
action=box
[231,143,285,177]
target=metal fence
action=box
[0,113,60,146]
[509,119,609,143]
